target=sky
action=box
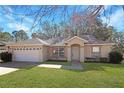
[0,5,124,37]
[101,5,124,31]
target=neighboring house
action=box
[0,41,7,53]
[0,41,7,61]
[6,35,114,62]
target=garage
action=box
[8,38,49,62]
[13,47,41,62]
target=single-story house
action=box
[5,35,114,62]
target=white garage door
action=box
[13,50,40,62]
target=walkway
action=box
[62,61,83,70]
[38,64,62,69]
[0,67,18,76]
[38,61,83,70]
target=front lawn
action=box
[0,61,124,87]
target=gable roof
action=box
[8,38,49,46]
[65,36,88,43]
[45,35,114,46]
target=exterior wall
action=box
[84,45,92,58]
[67,46,71,61]
[101,45,113,57]
[42,46,49,61]
[39,46,43,62]
[80,46,84,62]
[84,45,113,58]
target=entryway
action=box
[71,44,80,62]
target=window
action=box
[59,48,64,57]
[92,47,100,53]
[53,48,59,56]
[53,47,65,57]
[92,47,100,57]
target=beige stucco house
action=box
[5,35,114,62]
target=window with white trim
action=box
[92,46,100,57]
[53,47,64,57]
[92,47,100,53]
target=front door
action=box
[71,45,80,61]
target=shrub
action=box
[0,52,12,62]
[109,51,123,64]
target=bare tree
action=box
[0,6,104,31]
[0,5,123,38]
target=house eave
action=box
[7,44,47,46]
[65,36,88,43]
[85,43,115,45]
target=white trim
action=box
[7,44,48,46]
[65,36,88,43]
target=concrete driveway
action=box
[0,62,40,76]
[0,67,18,76]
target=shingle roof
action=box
[45,37,66,46]
[8,35,114,46]
[79,35,113,44]
[45,35,114,46]
[0,41,6,46]
[9,38,49,46]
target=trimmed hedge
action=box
[0,52,12,62]
[109,51,123,64]
[85,57,108,63]
[99,57,108,62]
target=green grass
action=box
[0,61,124,87]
